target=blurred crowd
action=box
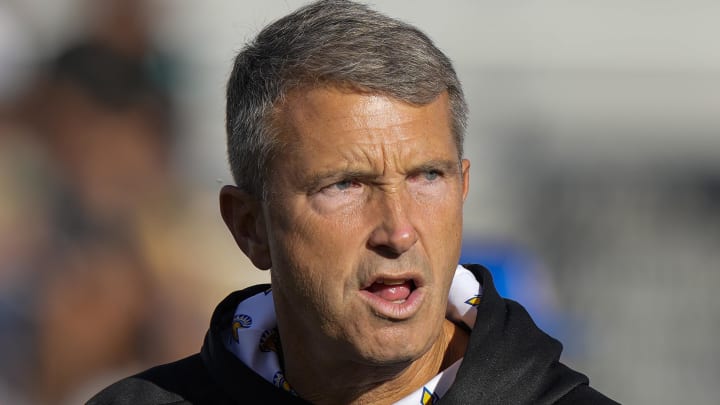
[0,1,249,403]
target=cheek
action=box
[275,195,368,255]
[415,188,465,267]
[415,182,464,226]
[267,207,361,297]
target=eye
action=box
[333,179,360,190]
[424,170,440,181]
[413,169,442,182]
[318,178,363,196]
[407,168,446,189]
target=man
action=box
[91,1,618,403]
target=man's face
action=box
[262,87,469,366]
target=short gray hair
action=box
[226,0,467,198]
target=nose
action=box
[367,190,418,257]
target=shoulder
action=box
[451,264,620,405]
[87,354,215,405]
[555,384,621,405]
[87,284,280,405]
[86,376,185,405]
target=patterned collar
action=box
[224,265,482,404]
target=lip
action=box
[360,272,426,290]
[358,273,426,320]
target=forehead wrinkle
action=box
[306,140,415,190]
[338,141,386,177]
[281,87,445,146]
[339,129,445,181]
[315,121,422,169]
[274,87,456,189]
[349,98,433,143]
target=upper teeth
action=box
[378,279,406,286]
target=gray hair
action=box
[226,0,467,199]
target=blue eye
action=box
[334,180,360,190]
[335,180,353,190]
[424,170,440,181]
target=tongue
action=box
[366,281,412,302]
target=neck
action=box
[283,319,469,405]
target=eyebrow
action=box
[300,158,461,192]
[410,159,462,175]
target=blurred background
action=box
[0,0,718,403]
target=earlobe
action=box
[219,185,272,270]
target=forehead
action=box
[272,86,454,152]
[264,87,459,196]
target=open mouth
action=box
[364,278,417,304]
[359,274,425,320]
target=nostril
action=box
[367,222,418,257]
[369,244,403,259]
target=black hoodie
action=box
[88,265,619,404]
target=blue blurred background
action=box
[1,1,718,403]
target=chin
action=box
[352,332,433,366]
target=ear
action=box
[219,185,272,270]
[461,159,470,201]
